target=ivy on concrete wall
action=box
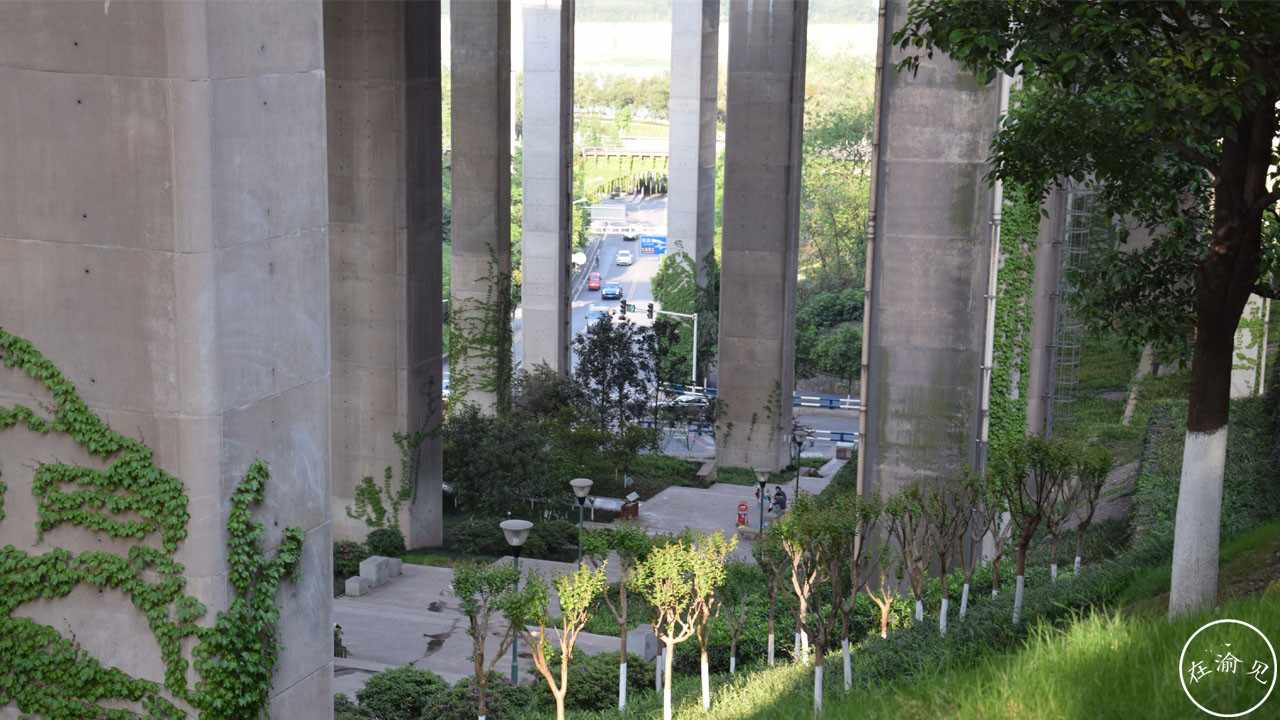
[0,328,302,719]
[989,183,1039,455]
[448,250,513,412]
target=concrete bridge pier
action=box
[450,0,512,411]
[715,0,809,471]
[0,0,333,714]
[521,0,574,373]
[857,0,1002,498]
[325,0,444,549]
[668,0,719,274]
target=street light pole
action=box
[754,469,770,531]
[570,478,594,566]
[500,519,533,683]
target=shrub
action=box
[334,693,370,719]
[530,651,654,712]
[367,527,407,558]
[354,666,449,720]
[426,674,535,720]
[529,519,579,561]
[335,540,371,581]
[449,518,509,556]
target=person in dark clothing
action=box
[770,486,787,514]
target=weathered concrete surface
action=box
[0,1,330,716]
[521,0,574,373]
[1025,187,1067,436]
[667,0,718,273]
[716,0,808,471]
[326,0,444,548]
[858,0,1001,498]
[451,0,512,411]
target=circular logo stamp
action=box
[1180,619,1276,717]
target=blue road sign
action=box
[639,235,667,255]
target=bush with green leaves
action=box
[529,651,655,712]
[353,666,449,720]
[426,674,535,720]
[448,517,579,561]
[335,540,372,581]
[367,527,407,558]
[334,693,370,719]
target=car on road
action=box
[587,272,601,290]
[616,250,633,266]
[660,393,710,409]
[586,307,609,326]
[601,281,622,299]
[623,229,638,241]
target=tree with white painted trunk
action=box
[689,531,735,712]
[719,560,763,676]
[581,522,652,710]
[498,562,607,720]
[630,531,733,720]
[920,478,973,635]
[865,537,900,639]
[831,491,880,691]
[896,1,1280,618]
[1073,446,1114,573]
[994,435,1060,624]
[775,492,858,715]
[885,484,934,624]
[452,561,521,720]
[957,467,1008,614]
[750,525,789,667]
[1042,441,1084,582]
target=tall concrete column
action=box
[857,0,1001,498]
[715,0,808,471]
[451,0,511,411]
[326,0,444,548]
[521,0,574,373]
[668,0,718,274]
[1025,188,1067,436]
[0,1,330,716]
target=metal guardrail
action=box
[658,383,860,411]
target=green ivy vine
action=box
[449,249,513,411]
[345,426,430,534]
[988,182,1039,455]
[0,328,303,719]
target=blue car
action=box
[601,281,622,299]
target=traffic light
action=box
[647,302,654,319]
[619,296,627,312]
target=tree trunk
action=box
[812,648,825,715]
[880,602,890,638]
[1050,535,1060,581]
[700,644,711,710]
[618,589,628,709]
[476,664,488,720]
[554,686,567,720]
[663,640,676,720]
[1074,519,1090,573]
[991,555,1001,596]
[914,599,923,623]
[842,637,851,692]
[939,597,949,636]
[1169,99,1273,618]
[1013,544,1029,623]
[767,591,777,666]
[960,582,970,620]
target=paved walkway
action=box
[333,454,847,697]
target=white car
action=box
[616,250,634,266]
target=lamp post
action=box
[791,426,812,499]
[500,518,533,683]
[570,478,594,565]
[753,468,770,531]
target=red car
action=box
[587,272,601,290]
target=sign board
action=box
[639,235,667,256]
[589,204,627,222]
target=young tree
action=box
[1043,443,1084,581]
[885,484,933,623]
[499,563,608,720]
[581,522,652,709]
[958,467,1009,613]
[689,531,735,711]
[865,538,899,640]
[1073,445,1115,572]
[896,0,1280,618]
[452,562,521,720]
[630,531,732,720]
[920,479,973,635]
[750,525,789,666]
[776,493,860,714]
[996,435,1071,624]
[832,491,880,691]
[573,313,655,434]
[720,560,764,675]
